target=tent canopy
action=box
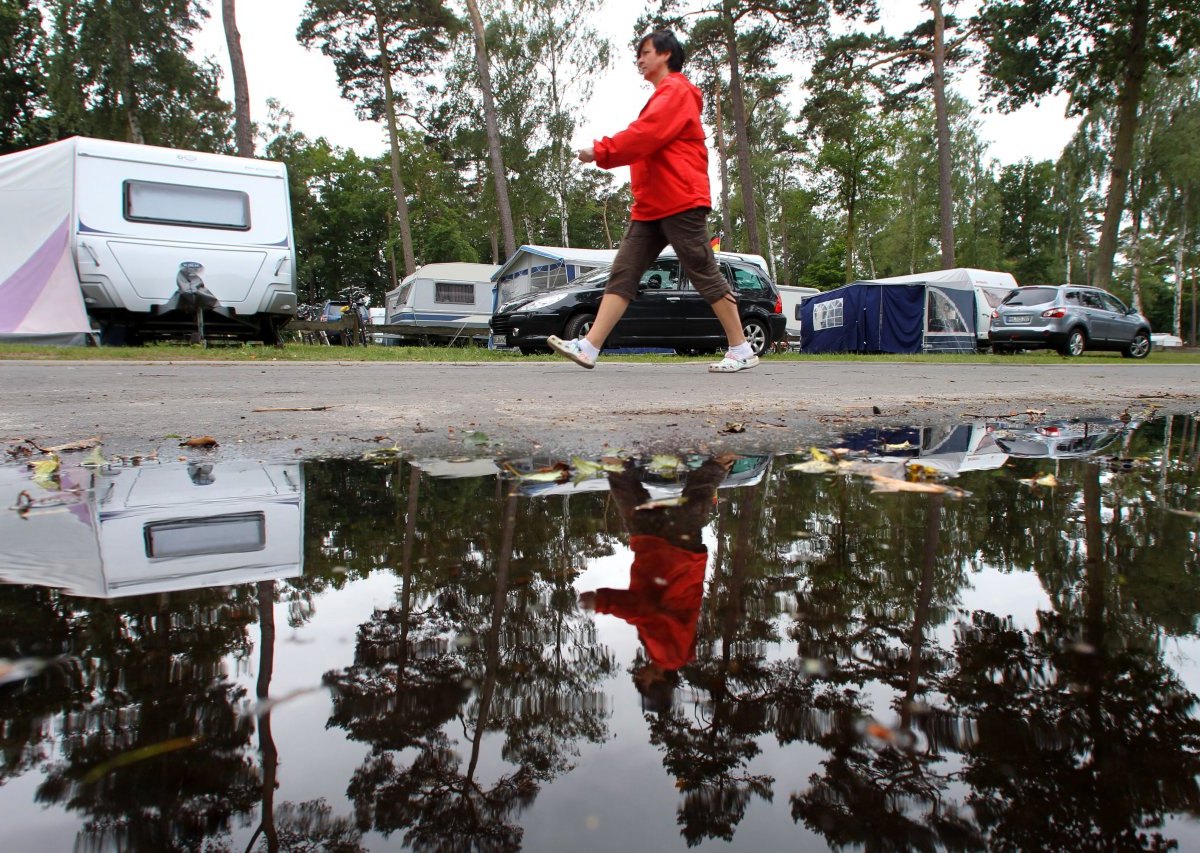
[493,245,618,308]
[0,139,93,345]
[799,279,977,354]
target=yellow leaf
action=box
[30,456,60,477]
[571,456,626,477]
[881,441,917,452]
[810,447,831,462]
[81,446,107,468]
[646,454,683,475]
[788,460,837,474]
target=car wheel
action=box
[519,346,541,355]
[1122,331,1151,359]
[742,318,770,356]
[1058,328,1086,357]
[563,312,595,341]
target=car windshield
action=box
[1002,287,1058,307]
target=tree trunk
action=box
[373,5,416,276]
[1130,204,1144,313]
[1091,0,1150,290]
[1174,193,1187,338]
[844,178,858,283]
[221,0,254,158]
[713,78,734,244]
[464,0,517,260]
[931,0,955,268]
[255,581,278,852]
[722,15,760,254]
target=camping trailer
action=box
[0,137,298,345]
[384,262,501,342]
[864,268,1018,349]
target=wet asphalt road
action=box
[1,359,1198,460]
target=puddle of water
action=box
[1,415,1199,850]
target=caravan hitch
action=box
[176,262,219,345]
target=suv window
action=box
[1079,291,1106,310]
[730,265,770,295]
[1003,287,1058,306]
[1100,292,1128,313]
[640,260,680,291]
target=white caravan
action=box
[0,136,297,344]
[385,262,500,342]
[865,268,1018,350]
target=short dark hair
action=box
[637,29,685,73]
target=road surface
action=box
[2,359,1197,460]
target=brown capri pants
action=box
[605,207,734,305]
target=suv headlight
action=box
[520,292,571,311]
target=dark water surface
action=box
[2,415,1199,851]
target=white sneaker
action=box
[547,335,596,369]
[709,353,759,373]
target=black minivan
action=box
[489,256,787,355]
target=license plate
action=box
[1007,315,1031,325]
[492,335,506,346]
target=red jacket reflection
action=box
[593,535,707,670]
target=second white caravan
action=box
[384,262,500,343]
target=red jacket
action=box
[593,535,708,670]
[593,73,712,221]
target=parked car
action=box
[489,256,787,356]
[988,284,1151,358]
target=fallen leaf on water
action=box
[905,463,942,482]
[179,436,218,448]
[881,441,917,452]
[721,422,746,434]
[635,496,689,510]
[1018,473,1059,488]
[857,718,917,750]
[81,446,107,468]
[464,430,490,446]
[788,459,838,474]
[646,454,684,475]
[571,456,626,478]
[869,474,968,497]
[362,444,404,462]
[810,447,831,462]
[503,462,570,483]
[83,736,203,784]
[28,454,60,478]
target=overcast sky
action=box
[193,0,1078,167]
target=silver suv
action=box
[989,285,1152,358]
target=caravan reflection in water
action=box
[0,460,303,597]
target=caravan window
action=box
[124,180,251,230]
[435,282,476,304]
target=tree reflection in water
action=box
[1,416,1199,850]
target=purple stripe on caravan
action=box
[0,217,70,332]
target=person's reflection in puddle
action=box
[578,454,735,712]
